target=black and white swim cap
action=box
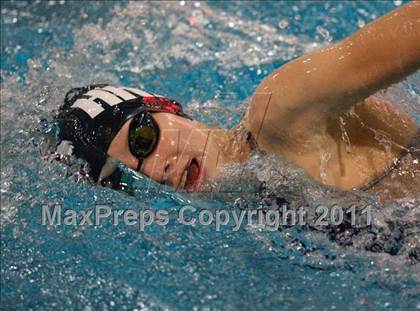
[54,84,189,185]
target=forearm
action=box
[299,1,420,109]
[253,3,419,121]
[250,2,420,142]
[339,1,420,103]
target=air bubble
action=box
[316,26,332,41]
[278,19,289,30]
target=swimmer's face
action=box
[107,112,224,190]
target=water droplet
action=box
[316,26,331,41]
[393,0,402,6]
[278,19,289,29]
[357,19,365,28]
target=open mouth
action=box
[181,158,203,191]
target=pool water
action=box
[1,1,419,310]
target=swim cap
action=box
[54,84,190,185]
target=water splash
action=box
[1,1,420,310]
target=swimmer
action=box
[54,2,420,201]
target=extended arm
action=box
[249,2,420,144]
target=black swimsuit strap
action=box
[358,135,420,192]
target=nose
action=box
[141,154,184,187]
[156,164,170,185]
[162,156,185,188]
[142,155,182,187]
[159,161,171,184]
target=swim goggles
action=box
[128,112,160,171]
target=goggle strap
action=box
[136,158,144,172]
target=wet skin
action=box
[107,112,251,190]
[245,2,419,193]
[108,2,419,198]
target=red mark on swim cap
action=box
[188,15,199,26]
[142,96,181,113]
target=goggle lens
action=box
[129,113,159,159]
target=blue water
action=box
[1,1,419,310]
